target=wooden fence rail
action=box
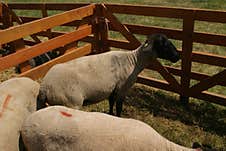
[0,25,92,71]
[0,2,225,106]
[19,44,92,79]
[0,4,95,45]
[0,3,95,73]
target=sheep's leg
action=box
[36,91,47,110]
[116,97,124,117]
[116,100,122,117]
[36,99,46,110]
[108,91,116,115]
[19,134,27,151]
[108,98,115,115]
[109,89,119,115]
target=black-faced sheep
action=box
[37,34,180,116]
[0,77,40,151]
[21,106,201,151]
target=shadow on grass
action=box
[125,84,226,136]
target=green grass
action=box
[1,0,226,150]
[4,0,226,10]
[82,84,226,150]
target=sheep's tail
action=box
[36,88,47,110]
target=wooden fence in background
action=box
[0,3,225,106]
[0,3,95,78]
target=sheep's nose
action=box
[171,54,180,63]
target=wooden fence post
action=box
[41,3,52,39]
[92,4,109,54]
[92,4,101,53]
[0,3,3,45]
[2,3,31,72]
[0,3,2,20]
[98,18,110,53]
[180,10,195,104]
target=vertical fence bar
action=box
[0,3,3,49]
[92,4,110,54]
[0,3,3,19]
[2,3,13,32]
[2,4,25,51]
[41,3,52,39]
[92,4,101,53]
[180,10,195,104]
[99,4,110,53]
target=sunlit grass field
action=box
[1,0,226,150]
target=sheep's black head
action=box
[192,142,215,151]
[142,34,180,63]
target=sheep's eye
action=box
[144,43,149,47]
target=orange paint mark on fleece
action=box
[60,111,72,117]
[0,95,12,118]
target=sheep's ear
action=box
[159,35,169,47]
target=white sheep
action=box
[0,77,40,151]
[21,106,200,151]
[37,34,180,116]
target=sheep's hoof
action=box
[192,142,201,149]
[108,112,115,116]
[116,114,121,117]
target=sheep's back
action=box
[21,106,151,151]
[21,106,196,151]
